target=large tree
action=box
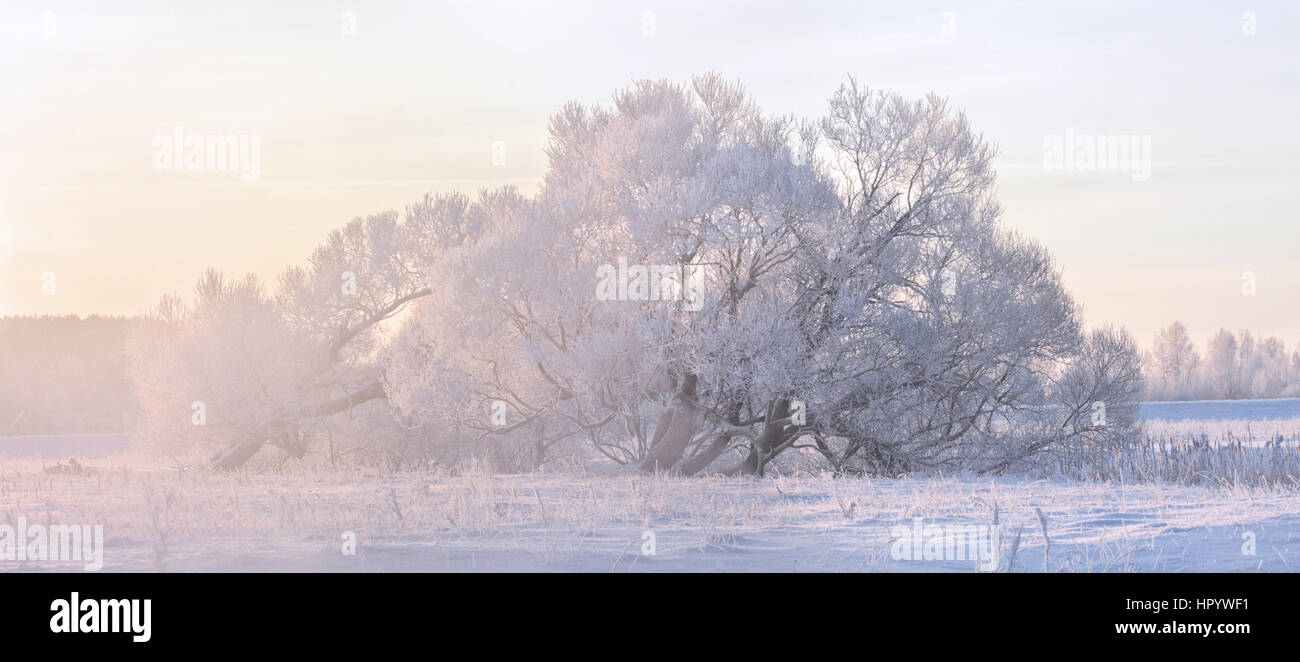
[387,74,1143,475]
[132,74,1144,475]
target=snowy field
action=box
[0,463,1295,572]
[0,433,130,459]
[1140,397,1300,422]
[1140,398,1300,451]
[2,399,1299,573]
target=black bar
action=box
[3,572,1288,652]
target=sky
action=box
[1,0,1297,347]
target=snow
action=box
[1140,398,1300,422]
[2,398,1297,573]
[0,433,130,459]
[1,463,1294,572]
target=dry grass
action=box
[2,453,1298,572]
[1045,418,1300,488]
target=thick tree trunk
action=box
[210,437,266,471]
[673,401,745,476]
[728,400,793,476]
[676,432,733,476]
[636,375,705,474]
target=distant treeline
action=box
[1145,322,1300,402]
[0,315,140,434]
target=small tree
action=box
[127,193,487,468]
[1205,329,1240,399]
[1150,321,1199,399]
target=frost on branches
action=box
[128,73,1143,475]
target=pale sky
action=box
[2,0,1297,347]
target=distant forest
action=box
[1144,322,1300,401]
[0,315,138,434]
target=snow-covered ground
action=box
[2,398,1298,573]
[1,460,1295,572]
[1140,397,1300,422]
[0,433,130,459]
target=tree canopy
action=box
[128,74,1144,475]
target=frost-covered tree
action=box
[133,73,1145,476]
[1205,329,1240,399]
[1149,321,1199,399]
[1143,325,1300,401]
[128,193,487,468]
[1256,336,1290,397]
[385,74,1143,475]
